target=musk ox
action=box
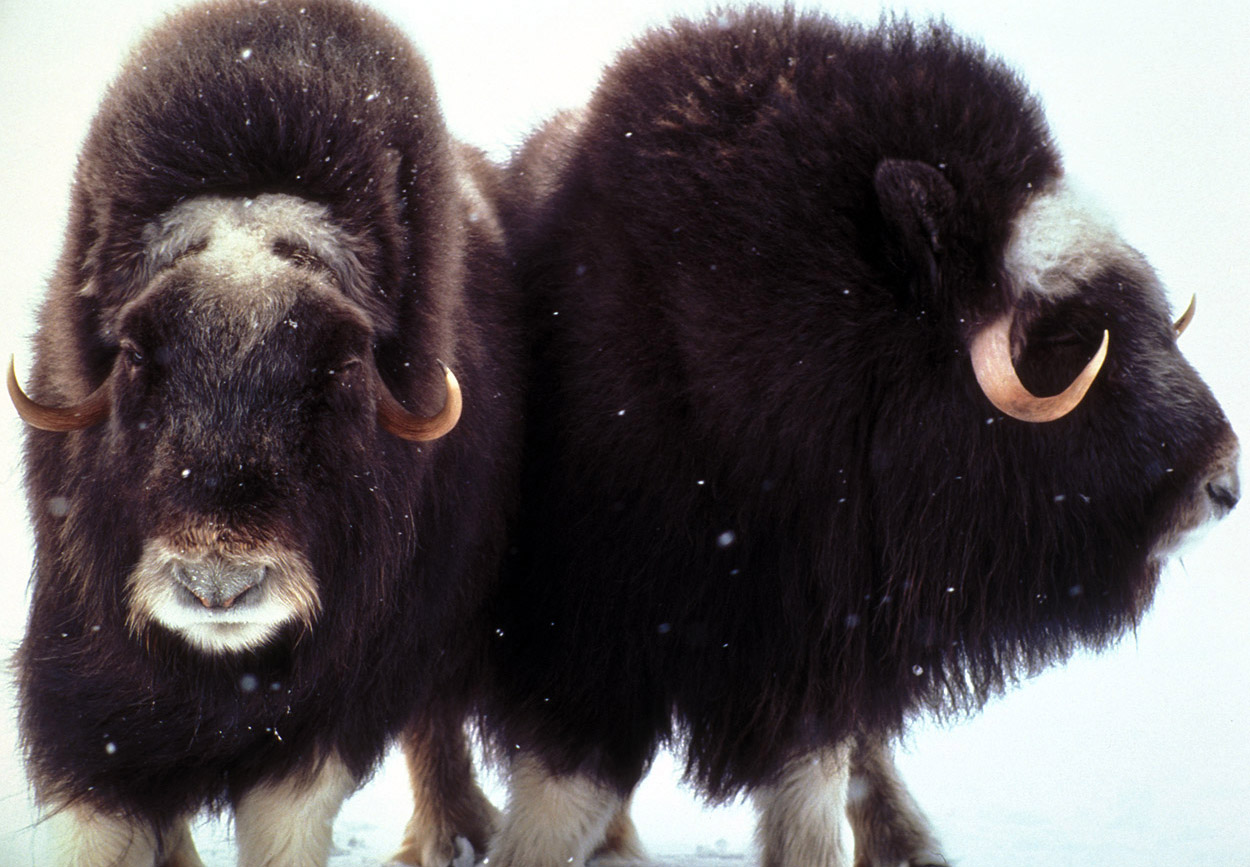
[483,8,1240,866]
[9,1,518,864]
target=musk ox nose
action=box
[1206,469,1239,514]
[1204,446,1240,515]
[172,559,266,610]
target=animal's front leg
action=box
[233,753,357,867]
[753,744,854,867]
[42,804,203,867]
[487,753,634,867]
[392,719,500,866]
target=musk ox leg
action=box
[753,745,854,867]
[486,754,633,867]
[159,819,205,867]
[588,795,647,864]
[846,737,947,867]
[391,722,500,867]
[234,753,357,867]
[42,804,202,867]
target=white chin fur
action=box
[151,600,296,654]
[1151,498,1220,565]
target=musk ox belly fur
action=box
[484,7,1240,865]
[13,0,521,863]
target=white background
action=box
[0,1,1247,865]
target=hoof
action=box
[389,835,475,867]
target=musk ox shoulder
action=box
[484,8,1239,867]
[11,1,519,864]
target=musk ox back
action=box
[484,9,1239,867]
[11,1,519,864]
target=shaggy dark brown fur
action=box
[484,5,1238,859]
[16,0,521,859]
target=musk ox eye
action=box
[1038,329,1096,353]
[1012,324,1107,399]
[326,357,364,381]
[120,340,147,370]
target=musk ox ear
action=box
[874,158,956,290]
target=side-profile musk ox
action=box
[8,0,521,864]
[483,8,1241,866]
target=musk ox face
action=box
[1003,184,1239,524]
[985,179,1238,545]
[868,167,1238,651]
[13,193,460,655]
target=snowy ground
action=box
[1,1,1248,866]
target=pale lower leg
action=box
[42,805,203,867]
[43,804,160,867]
[846,736,946,867]
[487,753,630,867]
[753,745,854,867]
[589,795,648,864]
[234,753,357,867]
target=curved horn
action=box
[8,356,111,432]
[1173,294,1196,337]
[376,364,462,442]
[968,315,1109,423]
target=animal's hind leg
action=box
[753,744,854,867]
[392,718,501,866]
[159,818,205,867]
[846,735,947,867]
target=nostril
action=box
[172,561,266,609]
[1205,470,1240,514]
[171,564,208,607]
[219,579,262,609]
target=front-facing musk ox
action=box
[9,1,519,864]
[484,9,1241,866]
